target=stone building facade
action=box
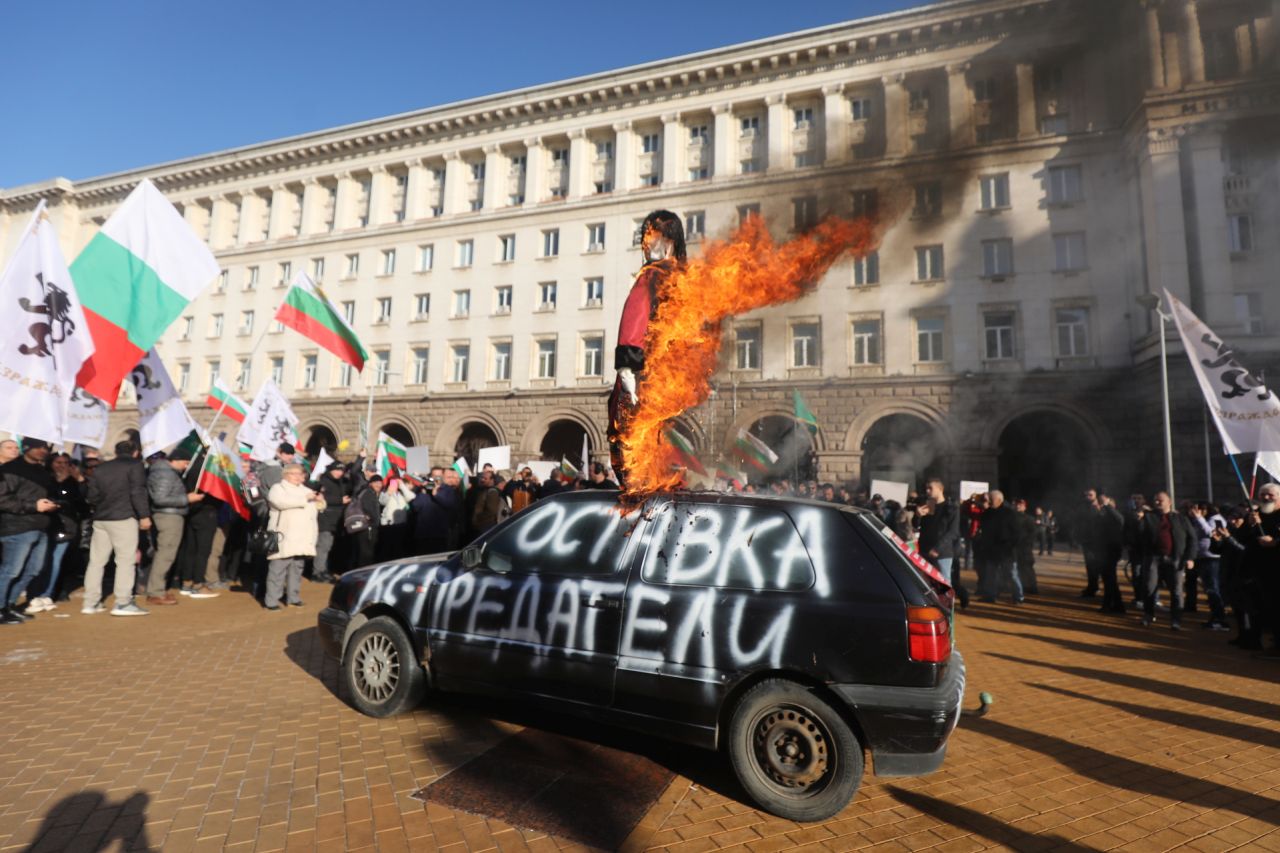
[2,0,1278,508]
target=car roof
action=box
[544,488,872,517]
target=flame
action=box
[619,214,878,500]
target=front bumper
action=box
[317,607,351,660]
[831,651,966,777]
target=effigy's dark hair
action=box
[640,209,687,262]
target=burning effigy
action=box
[613,211,878,501]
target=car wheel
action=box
[727,679,863,822]
[342,616,425,717]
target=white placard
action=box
[870,479,910,506]
[405,446,431,475]
[477,445,511,471]
[522,460,558,482]
[959,480,990,500]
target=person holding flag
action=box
[264,464,325,610]
[83,440,152,616]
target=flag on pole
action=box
[734,428,779,471]
[666,429,707,475]
[72,179,220,403]
[238,379,299,455]
[1165,289,1280,454]
[0,201,97,444]
[131,348,198,457]
[64,388,110,449]
[1257,450,1280,483]
[376,432,408,478]
[275,272,368,370]
[559,456,579,477]
[311,446,335,481]
[206,378,249,424]
[580,433,590,474]
[793,389,818,434]
[452,456,472,494]
[198,436,251,520]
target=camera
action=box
[424,476,438,489]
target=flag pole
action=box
[1202,407,1214,504]
[364,367,375,456]
[1228,454,1250,501]
[1249,454,1260,499]
[205,296,281,442]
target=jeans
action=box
[982,557,1023,602]
[314,530,336,578]
[1143,556,1184,624]
[1197,557,1227,623]
[33,538,71,601]
[0,530,49,608]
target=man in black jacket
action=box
[84,440,152,616]
[1139,490,1197,629]
[144,447,201,605]
[0,439,59,623]
[313,462,350,582]
[1095,494,1127,614]
[918,478,967,608]
[977,490,1023,604]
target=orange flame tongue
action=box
[619,214,877,500]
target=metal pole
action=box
[1157,312,1175,504]
[1203,406,1213,503]
[364,370,375,454]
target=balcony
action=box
[686,143,710,169]
[849,118,869,145]
[1224,175,1254,212]
[973,100,993,126]
[792,127,816,153]
[637,152,659,178]
[738,136,763,162]
[507,171,525,197]
[591,160,614,183]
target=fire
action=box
[619,213,878,500]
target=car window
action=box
[852,511,951,593]
[484,497,630,576]
[641,502,815,591]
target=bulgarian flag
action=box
[734,428,778,472]
[72,179,221,404]
[206,378,249,424]
[198,436,251,520]
[452,457,472,494]
[275,272,368,370]
[376,431,408,478]
[559,456,579,477]
[666,429,707,476]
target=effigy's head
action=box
[639,209,686,264]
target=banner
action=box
[132,348,198,457]
[1166,289,1280,454]
[959,480,990,500]
[405,446,431,476]
[0,201,96,444]
[239,379,299,455]
[311,446,335,481]
[477,445,511,471]
[870,479,910,506]
[63,387,110,449]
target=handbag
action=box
[249,528,281,556]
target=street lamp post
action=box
[1136,293,1175,504]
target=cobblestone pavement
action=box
[0,553,1276,852]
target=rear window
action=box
[641,502,816,592]
[484,497,630,576]
[852,511,952,594]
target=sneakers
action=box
[145,595,178,606]
[0,609,25,625]
[186,585,220,599]
[110,601,149,617]
[24,597,56,613]
[81,602,107,615]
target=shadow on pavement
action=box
[283,627,344,701]
[21,791,152,853]
[888,786,1095,852]
[963,716,1280,821]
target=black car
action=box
[318,490,964,821]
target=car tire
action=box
[727,679,863,822]
[342,616,425,717]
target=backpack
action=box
[343,486,372,534]
[511,488,532,513]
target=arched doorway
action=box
[732,415,815,482]
[379,422,414,448]
[454,421,499,469]
[304,425,338,458]
[539,419,588,469]
[997,411,1093,513]
[860,414,943,489]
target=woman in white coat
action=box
[265,464,325,610]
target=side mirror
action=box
[460,544,485,570]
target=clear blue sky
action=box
[1,1,923,188]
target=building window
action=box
[209,313,223,337]
[689,166,710,181]
[1055,308,1090,357]
[344,253,359,278]
[853,252,880,286]
[491,341,512,381]
[179,315,193,341]
[418,244,434,271]
[852,319,882,366]
[380,249,396,276]
[685,211,706,240]
[582,335,603,377]
[215,271,228,293]
[270,357,283,386]
[642,174,661,187]
[915,245,945,281]
[689,124,709,144]
[586,223,606,252]
[414,293,430,320]
[793,197,818,232]
[982,239,1014,277]
[495,285,513,314]
[411,348,430,384]
[1035,65,1064,94]
[177,363,189,393]
[594,181,613,194]
[450,345,470,383]
[302,355,317,389]
[850,97,872,120]
[735,324,761,370]
[244,266,259,291]
[794,152,816,169]
[1054,233,1088,271]
[913,182,942,217]
[740,116,760,136]
[373,351,390,385]
[851,189,878,219]
[737,203,761,225]
[916,317,945,363]
[1041,115,1069,135]
[791,322,820,368]
[452,290,471,318]
[1236,293,1264,334]
[793,107,814,129]
[356,178,372,227]
[595,140,613,159]
[337,362,353,387]
[1229,214,1254,253]
[641,133,661,153]
[341,301,356,325]
[457,240,474,267]
[909,88,931,112]
[538,281,558,310]
[311,257,325,281]
[542,229,560,257]
[979,174,1010,210]
[270,319,284,334]
[490,234,513,263]
[376,297,392,324]
[277,261,291,287]
[392,172,408,222]
[973,78,996,102]
[583,277,604,307]
[208,359,221,388]
[536,339,557,379]
[238,310,254,336]
[1047,165,1083,204]
[984,312,1017,360]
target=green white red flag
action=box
[198,436,251,520]
[275,272,368,370]
[206,378,248,424]
[452,457,471,494]
[71,179,220,404]
[376,432,408,478]
[666,429,707,475]
[734,428,778,472]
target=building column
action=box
[333,172,359,230]
[208,194,232,248]
[235,193,260,245]
[1015,62,1038,138]
[404,159,429,221]
[765,94,790,172]
[368,165,394,226]
[522,138,544,207]
[1187,125,1233,325]
[881,74,908,157]
[822,84,847,165]
[1235,23,1255,74]
[612,123,634,193]
[181,198,205,241]
[661,113,682,186]
[442,153,466,215]
[712,104,734,178]
[1145,1,1166,89]
[299,179,325,235]
[1138,130,1193,308]
[946,62,973,149]
[566,130,589,200]
[266,184,291,240]
[483,145,506,209]
[1183,0,1206,83]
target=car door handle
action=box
[581,595,622,611]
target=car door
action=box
[426,494,637,707]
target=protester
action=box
[410,467,463,554]
[584,462,617,490]
[257,443,297,494]
[1014,499,1039,595]
[349,472,382,570]
[313,462,350,582]
[175,446,220,598]
[264,463,323,610]
[503,467,539,512]
[1189,502,1229,630]
[1138,490,1196,630]
[918,478,967,608]
[0,439,59,623]
[144,447,201,605]
[977,490,1022,604]
[0,439,20,465]
[25,452,87,611]
[83,440,152,616]
[469,470,505,538]
[1076,488,1101,598]
[377,472,415,561]
[1095,494,1127,614]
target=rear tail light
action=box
[907,606,951,663]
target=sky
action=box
[0,0,924,188]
